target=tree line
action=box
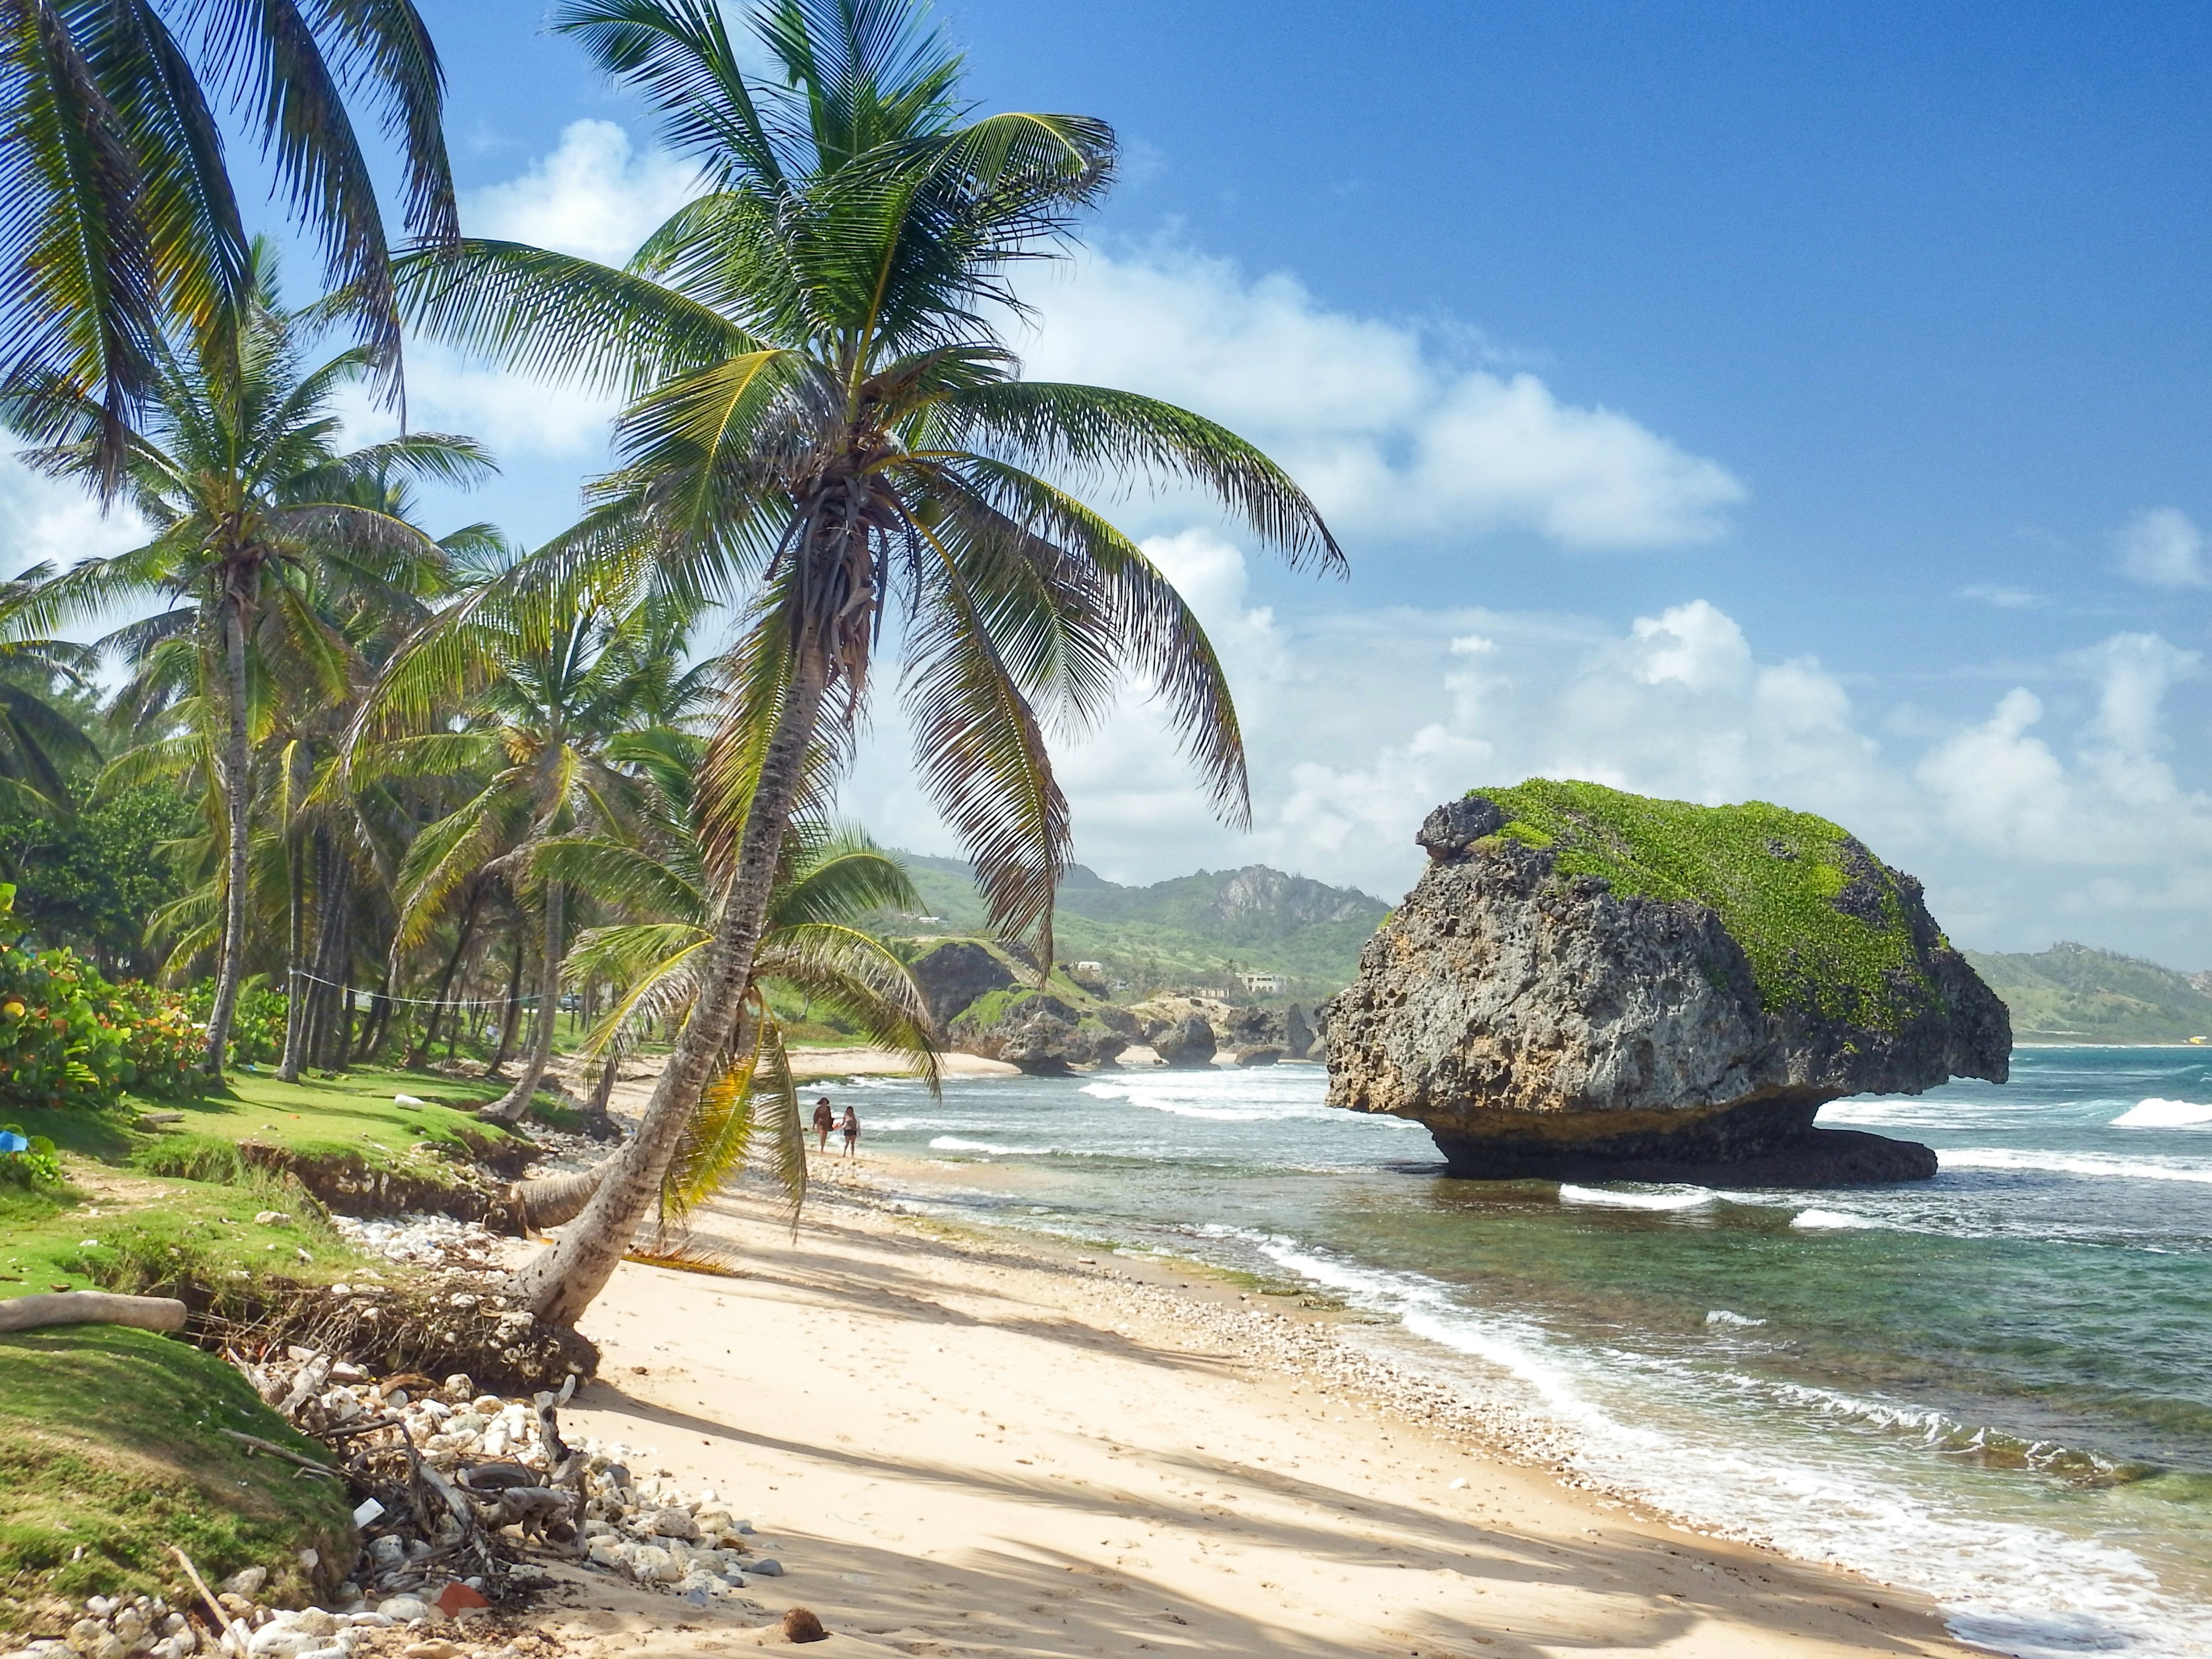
[0,0,1340,1330]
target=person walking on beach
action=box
[812,1096,835,1153]
[841,1104,860,1160]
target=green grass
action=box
[0,1327,355,1615]
[0,1165,368,1309]
[1474,779,1938,1028]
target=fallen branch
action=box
[0,1290,187,1335]
[217,1428,343,1477]
[171,1547,247,1658]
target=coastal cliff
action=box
[1325,781,2011,1183]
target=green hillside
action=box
[1965,942,2212,1044]
[878,854,1390,1000]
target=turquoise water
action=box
[834,1046,2212,1656]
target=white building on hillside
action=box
[1239,972,1288,996]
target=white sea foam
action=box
[1791,1207,1880,1230]
[1244,1232,2208,1658]
[1705,1309,1767,1327]
[2111,1097,2212,1129]
[927,1135,1051,1156]
[1941,1147,2212,1184]
[1558,1183,1717,1211]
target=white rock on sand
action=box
[517,1175,1975,1659]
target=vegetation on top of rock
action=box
[1470,779,1942,1028]
[1964,942,2212,1043]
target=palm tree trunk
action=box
[202,596,252,1077]
[410,882,482,1067]
[278,816,309,1082]
[484,881,564,1125]
[487,923,525,1075]
[517,650,829,1325]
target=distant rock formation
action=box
[1325,782,2011,1185]
[1150,1016,1218,1069]
[910,940,1132,1074]
[909,940,1016,1029]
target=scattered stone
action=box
[747,1559,785,1578]
[217,1571,267,1600]
[778,1608,827,1644]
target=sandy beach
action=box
[511,1155,1976,1658]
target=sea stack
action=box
[1324,781,2010,1184]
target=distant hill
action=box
[1965,943,2212,1044]
[877,855,1391,1001]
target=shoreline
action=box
[516,1157,1975,1657]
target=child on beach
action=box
[841,1105,860,1159]
[812,1096,835,1152]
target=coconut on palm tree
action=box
[399,0,1342,1326]
[4,241,494,1076]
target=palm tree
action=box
[0,571,100,813]
[517,737,934,1230]
[357,566,673,1122]
[400,0,1342,1326]
[0,0,457,479]
[5,242,493,1077]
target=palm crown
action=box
[400,0,1344,964]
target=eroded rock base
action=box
[1426,1095,1938,1186]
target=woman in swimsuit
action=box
[840,1105,860,1158]
[812,1097,835,1152]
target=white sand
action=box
[514,1169,1973,1658]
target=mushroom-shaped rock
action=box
[1325,781,2010,1185]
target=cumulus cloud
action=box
[409,130,1747,543]
[0,453,145,582]
[2114,506,2210,589]
[848,538,2212,963]
[462,119,701,262]
[1013,247,1747,550]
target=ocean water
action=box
[828,1047,2212,1657]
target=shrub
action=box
[0,887,202,1109]
[0,1123,61,1189]
[180,980,287,1066]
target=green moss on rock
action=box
[1471,779,1933,1028]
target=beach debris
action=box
[214,1346,774,1619]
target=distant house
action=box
[1074,960,1105,975]
[1239,972,1287,995]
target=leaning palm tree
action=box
[0,0,457,479]
[517,743,934,1232]
[5,241,493,1076]
[400,0,1342,1325]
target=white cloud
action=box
[462,119,702,263]
[0,453,145,582]
[2114,506,2210,589]
[847,540,2212,964]
[1013,246,1746,550]
[1959,584,2048,609]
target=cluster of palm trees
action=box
[0,0,1340,1328]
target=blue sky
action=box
[6,1,2210,964]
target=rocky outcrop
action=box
[909,940,1017,1028]
[1283,1005,1315,1059]
[1326,782,2011,1185]
[1150,1016,1218,1068]
[950,991,1133,1075]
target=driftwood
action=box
[170,1547,248,1658]
[0,1290,187,1335]
[217,1427,343,1478]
